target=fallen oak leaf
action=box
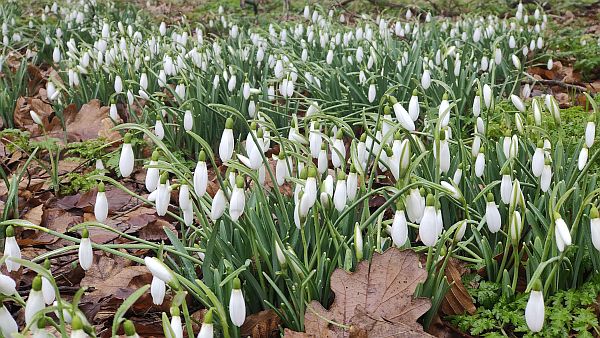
[286,249,433,338]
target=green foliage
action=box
[59,169,101,195]
[65,139,110,160]
[450,276,600,337]
[0,128,32,153]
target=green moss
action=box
[450,275,600,337]
[59,169,102,195]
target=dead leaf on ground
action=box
[440,259,476,316]
[286,249,433,338]
[241,309,282,338]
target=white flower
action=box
[156,175,170,216]
[197,309,214,338]
[210,189,227,220]
[525,285,545,332]
[500,174,512,204]
[184,110,193,131]
[94,183,108,223]
[193,155,208,197]
[368,83,376,103]
[554,214,572,252]
[391,208,408,247]
[532,98,543,126]
[114,75,123,94]
[26,276,46,326]
[483,84,492,108]
[509,211,523,243]
[79,233,93,271]
[41,275,55,305]
[578,147,589,170]
[300,173,318,216]
[532,146,544,177]
[145,257,173,283]
[119,133,135,177]
[331,135,346,168]
[438,96,450,127]
[541,163,552,192]
[586,121,596,148]
[229,278,246,327]
[219,118,235,162]
[30,110,43,125]
[168,309,183,338]
[354,223,363,260]
[590,207,600,251]
[472,95,481,117]
[229,178,246,221]
[0,274,16,295]
[155,119,165,140]
[346,171,358,201]
[419,196,438,247]
[511,94,525,112]
[178,184,191,211]
[485,195,501,233]
[406,188,425,223]
[4,226,21,272]
[333,173,347,212]
[421,69,431,89]
[392,101,415,132]
[0,305,18,338]
[475,152,485,177]
[409,90,420,121]
[151,276,166,305]
[309,122,322,159]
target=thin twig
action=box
[523,73,588,92]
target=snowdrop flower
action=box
[545,94,560,124]
[317,143,328,174]
[436,132,450,174]
[197,308,214,338]
[0,273,16,296]
[483,84,492,109]
[368,83,376,103]
[331,130,346,168]
[30,110,43,125]
[210,189,227,221]
[590,206,600,251]
[485,194,501,233]
[453,164,463,185]
[94,182,108,222]
[109,103,118,121]
[309,121,322,159]
[532,140,545,177]
[320,175,334,207]
[119,133,135,177]
[168,307,183,338]
[511,94,525,112]
[306,101,320,117]
[554,213,572,252]
[40,260,55,305]
[229,278,246,327]
[146,150,160,192]
[586,116,596,148]
[525,280,545,332]
[179,184,191,211]
[500,168,512,204]
[509,210,523,243]
[145,257,174,284]
[0,305,18,338]
[511,54,521,69]
[541,159,552,192]
[438,93,451,127]
[193,151,208,197]
[406,187,425,223]
[114,75,123,94]
[4,226,21,272]
[26,275,45,326]
[390,97,415,132]
[532,98,543,126]
[156,173,170,216]
[229,176,246,221]
[219,118,235,162]
[354,223,363,261]
[151,275,166,305]
[227,74,237,92]
[334,171,347,212]
[408,89,420,121]
[70,316,88,338]
[347,166,358,201]
[475,147,485,178]
[299,167,318,216]
[421,69,431,89]
[124,320,140,338]
[391,200,408,247]
[184,110,193,131]
[420,195,438,247]
[78,228,93,270]
[547,58,553,70]
[472,94,481,117]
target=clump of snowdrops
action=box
[2,1,600,337]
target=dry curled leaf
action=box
[287,249,433,338]
[241,309,282,338]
